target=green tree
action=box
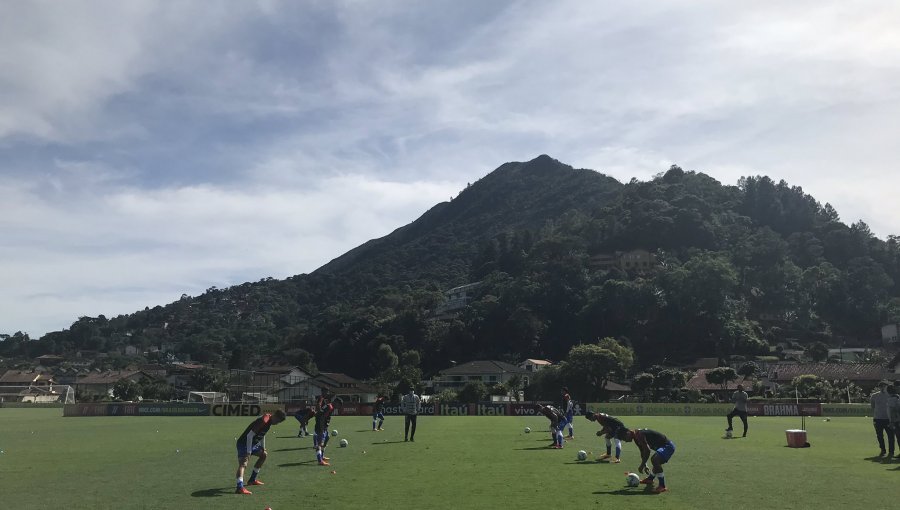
[737,361,760,378]
[188,368,230,392]
[112,379,141,401]
[631,372,655,400]
[807,342,829,362]
[704,367,738,391]
[560,340,634,401]
[457,381,488,403]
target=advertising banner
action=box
[584,403,733,416]
[821,404,869,417]
[209,403,284,417]
[745,403,822,417]
[138,403,209,416]
[64,403,111,417]
[436,403,469,416]
[475,403,507,416]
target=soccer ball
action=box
[524,427,531,433]
[331,430,338,437]
[626,473,641,487]
[339,438,348,447]
[725,429,733,439]
[577,450,587,461]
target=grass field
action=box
[1,408,897,509]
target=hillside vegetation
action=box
[3,156,898,378]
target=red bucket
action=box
[785,429,807,448]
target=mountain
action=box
[5,156,899,379]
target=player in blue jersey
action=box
[585,410,626,463]
[536,404,565,448]
[234,410,287,495]
[562,387,575,439]
[372,394,386,431]
[617,428,675,493]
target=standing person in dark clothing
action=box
[536,404,565,449]
[585,410,626,462]
[234,410,286,495]
[401,388,421,441]
[372,394,386,431]
[617,428,676,493]
[726,384,750,437]
[314,397,334,466]
[871,382,894,459]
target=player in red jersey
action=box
[234,410,287,494]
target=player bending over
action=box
[536,404,566,448]
[617,428,675,494]
[585,410,626,463]
[235,409,287,495]
[294,407,314,437]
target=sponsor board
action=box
[584,403,734,416]
[64,403,111,417]
[437,403,469,416]
[209,403,284,417]
[138,403,209,416]
[745,403,822,417]
[821,404,869,417]
[332,405,361,416]
[476,403,507,416]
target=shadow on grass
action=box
[562,461,614,466]
[278,460,319,468]
[190,487,232,498]
[370,440,406,445]
[516,446,562,451]
[273,446,313,452]
[593,489,657,496]
[863,455,889,462]
[276,435,308,439]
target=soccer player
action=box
[726,384,750,437]
[401,388,421,441]
[617,428,675,493]
[536,404,565,448]
[585,410,626,463]
[234,409,286,495]
[561,387,575,439]
[294,406,314,437]
[372,394,386,431]
[314,397,334,466]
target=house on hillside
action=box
[75,370,156,398]
[589,250,657,272]
[431,360,528,393]
[434,282,482,315]
[519,359,552,374]
[881,324,900,347]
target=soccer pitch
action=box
[1,409,896,509]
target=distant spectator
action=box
[726,384,749,437]
[870,382,894,460]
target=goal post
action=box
[0,385,75,404]
[187,391,228,403]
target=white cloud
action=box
[2,0,900,336]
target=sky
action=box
[2,0,899,338]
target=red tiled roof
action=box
[767,363,888,382]
[684,369,752,391]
